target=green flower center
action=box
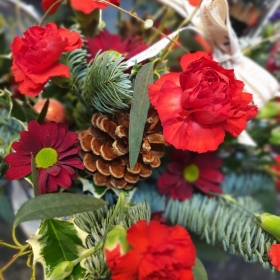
[183,164,200,182]
[35,148,58,169]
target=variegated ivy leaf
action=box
[27,219,89,280]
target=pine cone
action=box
[79,109,166,190]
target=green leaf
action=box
[27,219,88,280]
[37,99,49,124]
[11,99,27,122]
[14,193,107,228]
[0,182,14,223]
[129,62,153,169]
[78,177,108,198]
[193,258,208,280]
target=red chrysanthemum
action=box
[11,23,82,97]
[268,244,280,271]
[157,149,224,200]
[5,121,84,194]
[42,0,120,15]
[105,220,196,280]
[148,52,258,153]
[87,29,148,60]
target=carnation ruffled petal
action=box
[268,244,280,271]
[180,51,212,71]
[148,73,180,106]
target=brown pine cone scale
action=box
[79,109,166,190]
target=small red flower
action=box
[148,52,258,153]
[105,220,196,280]
[266,42,280,73]
[189,0,201,6]
[157,150,224,200]
[11,23,82,97]
[5,121,84,194]
[42,0,120,15]
[87,29,148,60]
[268,244,280,271]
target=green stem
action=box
[0,241,21,250]
[39,0,63,26]
[0,244,29,274]
[97,0,188,53]
[103,192,126,239]
[73,241,103,265]
[12,227,22,247]
[73,91,92,115]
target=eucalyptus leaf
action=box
[193,258,208,280]
[129,62,154,169]
[37,99,49,124]
[14,193,107,228]
[27,219,88,280]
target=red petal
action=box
[195,177,222,194]
[58,28,82,52]
[46,165,60,176]
[70,0,107,14]
[180,52,212,71]
[148,73,180,106]
[171,180,193,200]
[52,166,72,187]
[41,0,61,14]
[189,0,201,6]
[199,168,224,183]
[40,122,58,147]
[222,114,247,137]
[155,81,183,122]
[28,62,70,84]
[6,165,31,180]
[127,220,150,254]
[19,130,41,153]
[56,132,78,152]
[58,146,80,160]
[163,117,225,152]
[268,244,280,271]
[5,153,31,167]
[110,251,140,280]
[38,169,48,194]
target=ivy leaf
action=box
[129,62,154,169]
[193,258,208,280]
[14,193,107,228]
[78,177,108,198]
[27,219,88,280]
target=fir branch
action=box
[74,203,150,279]
[164,194,277,268]
[83,51,133,114]
[61,48,88,94]
[221,172,275,196]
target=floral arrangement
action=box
[0,0,280,279]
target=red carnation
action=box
[268,244,280,271]
[87,29,148,60]
[11,23,82,97]
[158,150,223,200]
[42,0,120,15]
[5,121,84,194]
[148,52,258,153]
[105,220,196,280]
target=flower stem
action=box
[31,263,36,280]
[103,192,126,239]
[12,226,22,248]
[0,241,20,250]
[39,0,63,26]
[97,0,187,52]
[242,33,280,55]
